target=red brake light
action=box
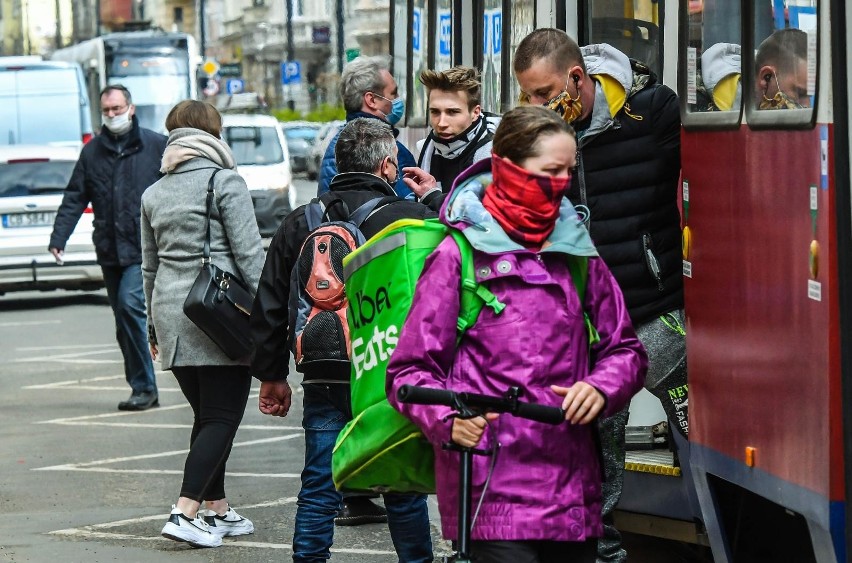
[8,158,50,164]
[82,133,94,144]
[84,206,93,214]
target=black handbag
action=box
[183,169,254,360]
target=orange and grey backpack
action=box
[288,195,387,373]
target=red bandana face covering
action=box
[481,156,571,247]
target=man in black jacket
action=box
[515,30,684,563]
[50,85,167,411]
[251,117,436,563]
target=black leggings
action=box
[171,365,251,502]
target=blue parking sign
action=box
[282,61,301,85]
[439,13,452,57]
[412,8,421,52]
[226,79,245,95]
[492,12,502,55]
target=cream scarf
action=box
[160,128,236,173]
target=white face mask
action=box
[103,109,133,134]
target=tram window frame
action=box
[390,0,409,127]
[406,0,430,128]
[679,0,744,131]
[503,0,537,114]
[743,1,818,131]
[477,0,505,117]
[579,0,664,79]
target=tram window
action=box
[684,0,742,115]
[480,0,502,117]
[391,0,408,126]
[506,0,536,112]
[583,0,661,76]
[409,0,430,126]
[432,0,453,71]
[745,2,817,129]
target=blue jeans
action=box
[101,264,157,395]
[293,383,432,563]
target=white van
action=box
[0,57,94,147]
[222,113,295,238]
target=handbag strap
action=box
[203,168,225,264]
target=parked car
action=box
[0,57,94,148]
[280,121,321,175]
[305,120,345,182]
[222,113,294,238]
[0,145,103,295]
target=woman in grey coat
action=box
[141,100,265,548]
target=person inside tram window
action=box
[414,66,501,200]
[696,42,742,112]
[755,27,810,109]
[514,29,684,563]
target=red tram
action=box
[389,1,850,561]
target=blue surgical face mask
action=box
[374,93,405,125]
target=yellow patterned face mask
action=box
[545,85,583,123]
[759,73,803,110]
[518,84,583,123]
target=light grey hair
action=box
[335,118,396,174]
[339,55,391,113]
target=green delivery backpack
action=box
[331,217,595,493]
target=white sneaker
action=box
[203,506,255,537]
[161,505,222,548]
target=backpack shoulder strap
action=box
[348,196,396,227]
[566,255,600,346]
[448,230,505,342]
[304,198,325,231]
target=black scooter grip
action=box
[397,385,456,406]
[515,402,565,425]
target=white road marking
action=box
[33,434,303,471]
[15,348,120,363]
[45,467,300,478]
[45,421,298,430]
[0,320,61,327]
[25,372,169,389]
[48,497,396,555]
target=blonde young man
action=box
[415,66,500,198]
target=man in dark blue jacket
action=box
[50,85,167,411]
[515,30,684,563]
[317,55,415,198]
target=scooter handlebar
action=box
[396,385,564,425]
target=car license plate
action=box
[2,211,57,228]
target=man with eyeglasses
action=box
[50,84,167,411]
[252,117,437,563]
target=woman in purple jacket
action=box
[387,105,647,563]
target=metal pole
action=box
[55,0,62,49]
[198,0,207,56]
[286,0,294,110]
[95,0,101,36]
[336,0,344,74]
[457,449,473,561]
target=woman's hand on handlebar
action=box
[452,412,500,448]
[551,382,605,425]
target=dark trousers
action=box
[171,365,251,501]
[470,539,597,563]
[101,264,157,394]
[293,382,432,563]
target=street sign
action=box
[281,61,301,85]
[201,58,220,76]
[226,79,245,95]
[219,63,242,78]
[345,48,360,62]
[202,78,220,97]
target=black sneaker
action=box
[161,505,222,548]
[334,498,388,526]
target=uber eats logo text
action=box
[350,283,398,380]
